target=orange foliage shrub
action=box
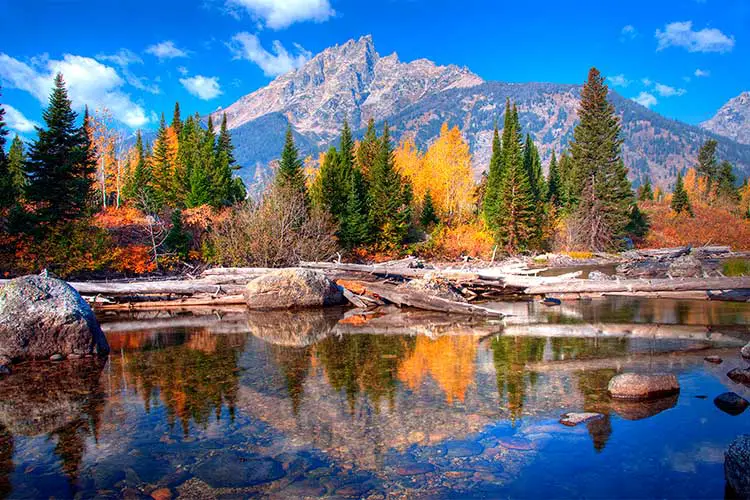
[420,223,495,259]
[641,201,750,250]
[111,245,157,274]
[94,206,149,228]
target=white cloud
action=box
[607,74,631,88]
[228,32,311,76]
[226,0,334,29]
[655,21,735,53]
[98,48,160,94]
[633,92,658,108]
[3,104,38,133]
[654,82,687,97]
[180,75,222,100]
[145,40,189,60]
[177,66,189,76]
[621,25,638,40]
[641,77,653,87]
[0,52,153,128]
[694,68,710,77]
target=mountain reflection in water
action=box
[0,297,748,498]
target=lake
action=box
[0,297,749,499]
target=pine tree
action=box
[316,146,350,222]
[569,68,633,250]
[24,73,96,225]
[637,177,654,201]
[339,119,355,173]
[495,105,535,252]
[212,113,240,206]
[277,126,308,203]
[151,113,173,206]
[164,209,192,260]
[356,118,379,176]
[546,151,562,206]
[716,161,738,204]
[171,102,182,136]
[123,130,155,208]
[369,123,412,247]
[339,166,371,249]
[420,190,439,229]
[185,116,213,208]
[671,170,693,216]
[174,115,201,206]
[482,121,503,231]
[0,89,11,209]
[523,134,546,201]
[697,139,718,189]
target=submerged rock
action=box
[741,342,750,360]
[611,394,679,421]
[714,392,749,416]
[244,268,345,310]
[0,275,109,363]
[727,368,750,386]
[560,412,603,426]
[246,308,343,347]
[725,435,750,498]
[704,355,723,364]
[607,373,680,400]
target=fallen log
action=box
[0,279,247,297]
[91,294,247,310]
[524,276,750,295]
[337,280,505,317]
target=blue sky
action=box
[1,0,747,137]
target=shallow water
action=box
[1,297,749,499]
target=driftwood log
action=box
[525,277,750,295]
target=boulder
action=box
[742,342,750,360]
[0,275,109,363]
[607,373,680,400]
[727,368,750,387]
[725,435,750,498]
[714,392,749,416]
[560,412,603,426]
[704,355,723,364]
[668,254,704,278]
[398,275,466,303]
[587,270,612,281]
[244,269,345,310]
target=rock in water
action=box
[704,355,723,364]
[725,435,750,498]
[244,268,345,310]
[727,368,750,387]
[587,271,612,281]
[0,275,109,363]
[607,373,680,400]
[668,255,704,278]
[560,412,603,426]
[742,342,750,360]
[714,392,749,416]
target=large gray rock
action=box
[668,254,704,278]
[607,373,680,400]
[742,342,750,360]
[725,435,750,498]
[244,268,345,310]
[0,275,109,364]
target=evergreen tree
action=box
[171,102,182,135]
[523,134,546,201]
[671,170,693,216]
[557,151,575,209]
[0,89,11,209]
[123,130,154,208]
[185,116,213,208]
[276,126,308,202]
[212,113,240,206]
[7,135,26,195]
[315,146,349,221]
[339,119,355,173]
[569,68,632,250]
[369,123,412,247]
[637,177,654,201]
[24,73,96,225]
[164,210,192,260]
[546,151,562,206]
[151,113,173,206]
[696,138,718,188]
[420,190,440,229]
[716,161,738,204]
[339,167,371,249]
[356,118,379,175]
[174,115,201,206]
[495,105,535,252]
[482,122,503,231]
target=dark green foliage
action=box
[523,133,546,201]
[697,139,718,188]
[123,130,154,208]
[171,102,182,136]
[339,119,355,172]
[420,190,439,229]
[369,124,412,247]
[482,121,503,231]
[546,151,562,206]
[24,73,96,226]
[0,88,12,209]
[151,114,172,207]
[164,210,192,260]
[637,177,654,201]
[316,147,349,221]
[716,161,738,204]
[671,170,693,216]
[212,113,243,206]
[557,152,575,209]
[569,68,634,250]
[276,126,308,203]
[356,118,380,174]
[339,166,371,249]
[626,202,649,240]
[176,116,202,207]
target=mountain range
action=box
[208,35,750,195]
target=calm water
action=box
[1,298,749,499]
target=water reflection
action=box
[0,297,747,498]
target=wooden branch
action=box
[0,279,247,296]
[524,276,750,295]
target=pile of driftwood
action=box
[3,246,750,314]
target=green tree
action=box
[369,123,412,247]
[339,119,355,173]
[356,118,379,175]
[0,92,12,209]
[164,210,192,260]
[276,126,308,203]
[213,113,242,206]
[523,133,546,202]
[123,130,154,206]
[696,138,718,189]
[420,189,439,229]
[315,146,349,221]
[151,113,172,207]
[547,151,562,206]
[637,177,654,201]
[175,115,201,206]
[171,102,182,136]
[671,170,693,216]
[569,68,633,250]
[24,73,96,226]
[482,121,503,231]
[339,166,371,249]
[716,161,738,204]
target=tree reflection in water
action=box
[491,337,546,423]
[0,424,11,499]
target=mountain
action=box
[212,35,750,194]
[701,92,750,145]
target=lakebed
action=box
[0,297,748,499]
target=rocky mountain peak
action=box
[701,91,750,145]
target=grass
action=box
[722,258,750,277]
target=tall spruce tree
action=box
[212,113,240,206]
[523,134,546,201]
[671,170,693,216]
[356,118,380,176]
[637,177,654,201]
[123,130,155,208]
[339,119,355,173]
[316,146,349,221]
[495,105,535,252]
[8,135,26,197]
[420,190,439,229]
[369,123,412,247]
[151,113,173,206]
[24,73,96,225]
[277,126,308,202]
[546,151,562,206]
[696,139,718,189]
[186,116,214,208]
[339,166,371,249]
[0,88,11,209]
[174,115,201,206]
[716,161,738,204]
[569,68,633,250]
[171,102,182,136]
[482,121,503,231]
